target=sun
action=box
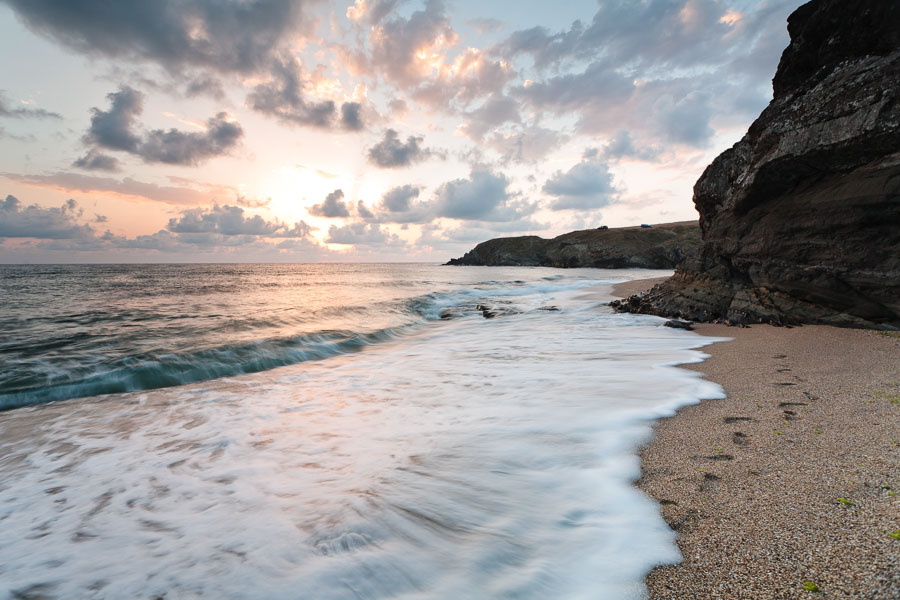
[260,165,341,224]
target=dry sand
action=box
[611,278,900,600]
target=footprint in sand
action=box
[724,416,752,424]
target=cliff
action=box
[612,0,900,329]
[445,221,700,269]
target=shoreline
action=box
[611,277,900,599]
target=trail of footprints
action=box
[659,353,821,523]
[693,353,820,493]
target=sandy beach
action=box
[612,278,900,599]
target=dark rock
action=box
[612,0,900,330]
[445,221,700,269]
[476,304,496,319]
[664,319,694,330]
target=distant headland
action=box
[445,220,700,269]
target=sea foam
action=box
[0,268,725,599]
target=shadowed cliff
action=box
[445,221,700,269]
[611,0,900,329]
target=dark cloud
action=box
[2,171,239,206]
[3,0,306,76]
[0,195,94,239]
[361,184,432,224]
[0,93,61,120]
[367,129,432,168]
[139,112,243,165]
[542,154,620,211]
[72,149,120,171]
[325,222,404,246]
[434,169,532,222]
[83,86,243,165]
[247,55,337,128]
[183,75,226,100]
[340,102,364,131]
[356,201,375,220]
[381,184,420,213]
[167,204,311,237]
[246,55,366,130]
[84,87,143,152]
[308,189,351,218]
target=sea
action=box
[0,263,725,599]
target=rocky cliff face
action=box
[612,0,900,329]
[446,221,699,269]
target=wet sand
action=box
[611,278,900,599]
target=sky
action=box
[0,0,804,263]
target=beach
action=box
[613,278,900,599]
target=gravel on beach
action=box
[612,278,900,600]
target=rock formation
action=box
[612,0,900,329]
[446,221,699,269]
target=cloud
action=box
[366,0,458,89]
[166,204,311,237]
[542,153,620,210]
[356,201,375,220]
[72,149,120,171]
[308,189,351,218]
[367,129,432,168]
[361,184,433,224]
[3,171,240,206]
[346,0,401,25]
[350,0,513,111]
[601,130,660,161]
[457,94,520,140]
[498,0,796,147]
[139,112,243,165]
[434,169,531,222]
[0,93,61,120]
[247,54,338,128]
[0,195,94,239]
[3,0,307,76]
[325,222,404,246]
[340,102,364,131]
[650,91,714,146]
[486,125,566,164]
[381,184,421,213]
[84,87,143,152]
[83,86,243,165]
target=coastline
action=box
[612,277,900,599]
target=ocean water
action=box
[0,264,724,599]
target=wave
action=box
[0,277,603,410]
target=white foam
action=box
[0,274,726,599]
